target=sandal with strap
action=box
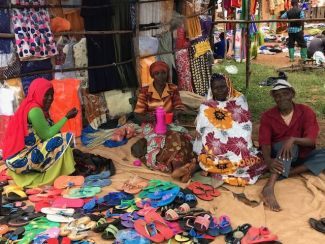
[101,224,119,240]
[194,214,211,233]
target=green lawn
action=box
[212,61,325,122]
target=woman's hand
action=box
[65,108,78,119]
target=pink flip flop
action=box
[52,197,84,208]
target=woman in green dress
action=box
[3,78,78,188]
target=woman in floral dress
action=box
[194,73,266,186]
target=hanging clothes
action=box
[81,0,122,93]
[54,40,77,80]
[73,38,88,88]
[0,0,14,68]
[175,49,193,93]
[80,88,107,130]
[11,0,58,61]
[5,78,25,112]
[0,87,15,116]
[140,57,156,87]
[111,1,138,90]
[49,78,82,137]
[61,0,84,31]
[157,32,175,81]
[189,38,211,96]
[20,59,52,95]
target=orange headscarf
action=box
[149,61,170,82]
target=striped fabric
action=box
[134,83,184,114]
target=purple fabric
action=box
[200,16,212,38]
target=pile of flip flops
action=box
[0,172,281,243]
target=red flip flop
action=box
[0,169,12,181]
[144,210,174,240]
[134,219,164,243]
[46,238,59,244]
[35,201,52,212]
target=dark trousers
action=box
[288,31,307,48]
[272,142,325,178]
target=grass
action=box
[212,61,325,122]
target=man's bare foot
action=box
[261,186,282,212]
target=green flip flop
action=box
[66,187,101,198]
[101,224,119,240]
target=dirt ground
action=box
[252,51,291,68]
[252,52,325,147]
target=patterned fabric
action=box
[142,124,166,171]
[175,49,193,92]
[189,40,211,96]
[134,83,184,114]
[0,0,14,68]
[6,124,73,174]
[11,0,58,60]
[142,123,194,172]
[195,84,266,186]
[80,88,107,129]
[54,40,77,80]
[73,38,88,88]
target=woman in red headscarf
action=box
[3,78,78,188]
[133,61,197,182]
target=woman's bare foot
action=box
[261,186,282,212]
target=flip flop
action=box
[8,212,44,227]
[83,178,112,188]
[41,207,75,216]
[0,225,9,235]
[3,185,28,202]
[46,214,75,223]
[101,224,119,240]
[309,218,325,234]
[85,171,111,181]
[241,227,278,244]
[134,219,165,243]
[54,176,85,189]
[219,215,232,235]
[65,186,101,199]
[52,197,84,208]
[194,214,211,233]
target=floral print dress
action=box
[194,95,266,186]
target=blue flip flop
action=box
[85,170,111,181]
[83,178,112,188]
[103,192,134,206]
[150,186,180,208]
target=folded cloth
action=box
[103,138,128,148]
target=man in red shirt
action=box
[259,79,325,211]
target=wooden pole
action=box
[210,0,216,48]
[246,0,251,89]
[0,59,133,81]
[134,0,141,86]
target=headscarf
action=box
[149,61,170,82]
[3,78,53,160]
[207,73,241,100]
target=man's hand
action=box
[266,158,284,175]
[279,137,295,161]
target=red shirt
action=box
[259,104,319,158]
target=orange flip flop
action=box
[0,225,9,235]
[54,175,85,189]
